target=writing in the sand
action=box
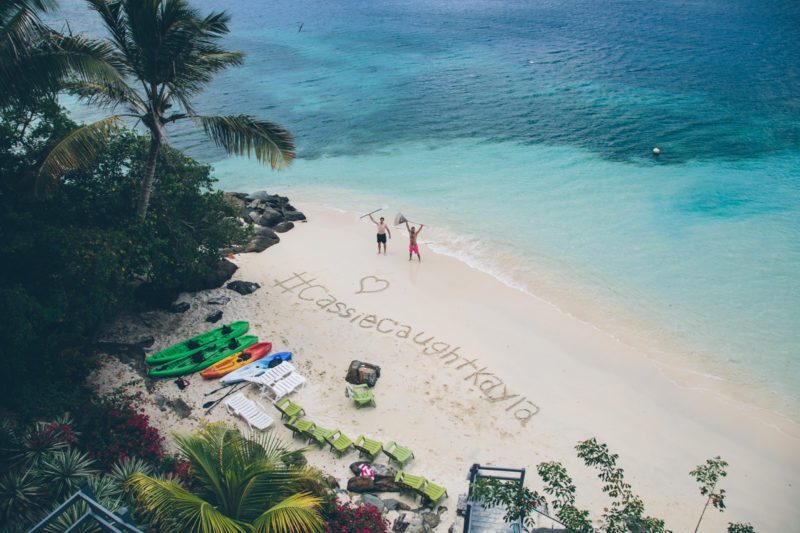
[274,272,540,427]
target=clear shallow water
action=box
[59,0,800,409]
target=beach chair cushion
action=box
[354,435,382,458]
[273,397,304,419]
[383,441,414,466]
[224,392,274,431]
[325,429,354,455]
[423,481,447,504]
[305,424,335,446]
[395,471,426,491]
[284,416,314,438]
[347,384,376,407]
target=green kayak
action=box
[149,335,258,378]
[145,321,249,365]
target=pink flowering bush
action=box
[78,390,165,470]
[325,502,388,533]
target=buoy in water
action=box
[652,147,661,156]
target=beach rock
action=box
[284,210,307,222]
[206,310,223,323]
[207,296,231,305]
[246,190,271,202]
[166,398,192,418]
[325,475,340,489]
[362,494,385,511]
[170,302,190,313]
[272,221,294,233]
[255,226,280,238]
[283,202,298,212]
[383,499,411,511]
[223,192,247,212]
[420,511,440,529]
[347,477,375,493]
[227,281,261,295]
[244,234,279,253]
[246,210,262,224]
[154,394,168,412]
[350,462,397,479]
[259,208,284,227]
[180,259,238,292]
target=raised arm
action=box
[405,220,411,232]
[417,224,424,236]
[369,214,378,226]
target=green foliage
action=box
[536,461,593,531]
[128,423,327,532]
[690,456,729,532]
[575,438,666,532]
[0,97,246,420]
[471,477,548,531]
[0,413,151,531]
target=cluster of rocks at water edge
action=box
[223,190,307,253]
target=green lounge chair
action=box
[305,424,335,447]
[325,429,354,456]
[283,416,314,439]
[273,397,304,420]
[422,480,447,505]
[346,384,376,408]
[353,435,382,459]
[383,441,414,467]
[395,471,426,492]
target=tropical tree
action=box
[0,0,118,106]
[128,423,326,532]
[47,0,295,218]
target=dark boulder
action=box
[283,202,298,212]
[166,398,192,418]
[170,302,190,313]
[347,477,375,493]
[246,190,271,202]
[244,234,279,253]
[273,221,294,233]
[206,310,223,323]
[325,475,340,490]
[284,211,307,222]
[227,281,261,295]
[383,498,411,511]
[246,210,262,224]
[223,192,246,211]
[181,259,238,292]
[207,296,231,305]
[259,208,284,227]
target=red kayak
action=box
[200,342,272,379]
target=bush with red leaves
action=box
[77,389,165,470]
[325,502,388,533]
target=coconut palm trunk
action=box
[137,130,162,218]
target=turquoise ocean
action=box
[59,0,800,414]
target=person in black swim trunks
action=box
[369,214,391,254]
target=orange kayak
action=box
[200,342,272,379]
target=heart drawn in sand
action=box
[356,275,390,295]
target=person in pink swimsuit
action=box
[405,221,424,261]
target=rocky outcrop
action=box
[226,281,261,295]
[226,190,306,253]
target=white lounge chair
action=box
[260,362,295,384]
[265,371,306,400]
[224,392,274,431]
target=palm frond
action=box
[128,473,246,533]
[36,115,122,192]
[251,492,325,533]
[198,115,295,169]
[69,78,146,113]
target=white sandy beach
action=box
[94,202,800,532]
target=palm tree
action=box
[45,0,295,218]
[0,0,119,106]
[128,423,325,532]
